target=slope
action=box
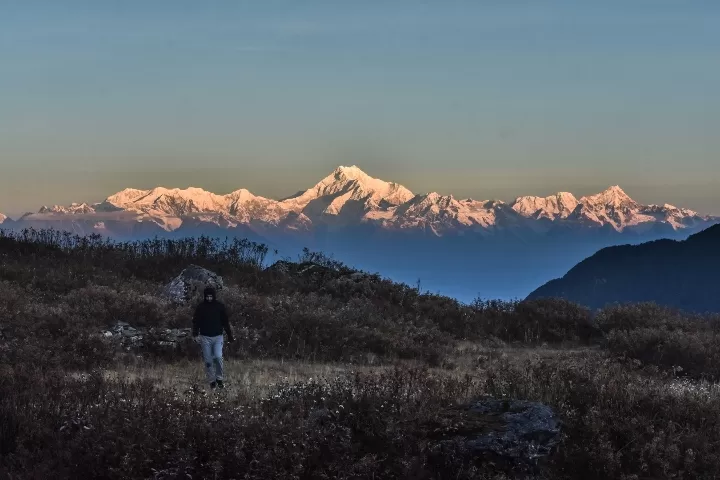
[526,223,720,312]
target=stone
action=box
[100,322,194,350]
[162,264,224,303]
[466,398,560,461]
[427,396,561,471]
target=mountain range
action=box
[2,165,717,301]
[527,223,720,313]
[2,165,714,235]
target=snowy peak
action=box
[107,186,237,217]
[393,192,458,217]
[309,165,413,203]
[0,212,7,224]
[38,203,95,215]
[649,203,699,217]
[281,165,415,220]
[333,165,368,182]
[580,185,637,209]
[226,188,262,203]
[412,192,457,208]
[570,186,653,231]
[512,192,579,220]
[508,185,710,232]
[105,188,152,206]
[383,193,523,233]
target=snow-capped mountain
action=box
[511,192,579,220]
[558,185,706,232]
[369,193,527,236]
[0,212,7,224]
[279,165,415,226]
[38,203,96,215]
[11,166,718,238]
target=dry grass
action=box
[449,340,601,372]
[6,229,720,478]
[12,342,720,478]
[94,344,601,402]
[97,359,389,399]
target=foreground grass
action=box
[93,358,403,400]
[87,344,596,400]
[4,229,720,478]
[21,346,715,479]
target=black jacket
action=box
[192,287,234,340]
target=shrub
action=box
[595,302,710,333]
[469,297,599,344]
[481,352,720,479]
[607,328,720,380]
[513,298,599,344]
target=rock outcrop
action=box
[162,264,223,303]
[427,397,561,472]
[101,321,193,349]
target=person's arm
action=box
[221,303,234,342]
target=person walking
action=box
[192,286,234,390]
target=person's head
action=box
[203,286,216,303]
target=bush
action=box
[595,302,713,334]
[513,298,599,344]
[482,352,720,479]
[607,328,720,380]
[221,289,454,363]
[594,302,720,380]
[469,297,599,344]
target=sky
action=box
[1,0,719,216]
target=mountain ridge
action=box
[526,223,720,312]
[7,165,717,237]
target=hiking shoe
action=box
[216,380,225,389]
[210,381,217,390]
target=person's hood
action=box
[203,286,216,302]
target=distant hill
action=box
[526,224,720,313]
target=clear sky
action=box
[1,1,719,216]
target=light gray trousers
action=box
[199,334,224,383]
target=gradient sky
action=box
[1,0,719,216]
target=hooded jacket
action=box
[192,286,234,340]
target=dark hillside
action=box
[527,224,720,313]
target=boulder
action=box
[162,264,223,303]
[427,397,561,471]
